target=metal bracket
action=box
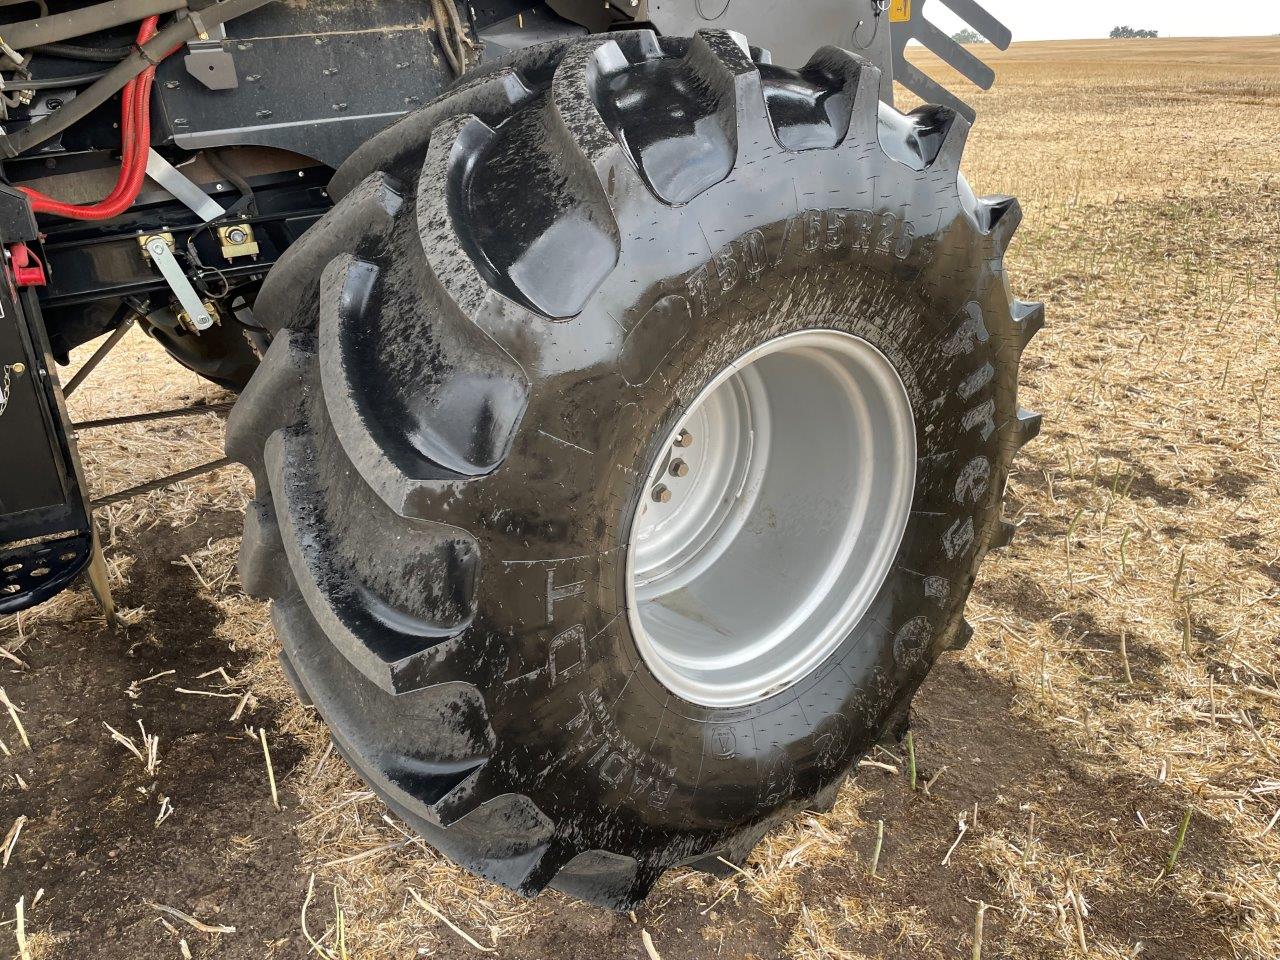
[217,223,259,260]
[184,20,238,91]
[145,149,226,223]
[137,231,174,260]
[139,235,214,332]
[0,182,97,617]
[86,523,119,627]
[889,0,1011,122]
[177,299,220,334]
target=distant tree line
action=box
[951,28,985,44]
[1110,26,1159,39]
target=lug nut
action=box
[674,429,693,448]
[651,484,672,504]
[669,459,688,478]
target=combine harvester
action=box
[0,0,1041,906]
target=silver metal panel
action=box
[647,0,894,86]
[145,149,227,223]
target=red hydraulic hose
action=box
[19,16,167,221]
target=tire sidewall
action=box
[485,206,1014,832]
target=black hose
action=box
[32,41,133,62]
[0,0,49,18]
[1,0,280,158]
[1,69,110,89]
[203,148,255,212]
[0,0,188,51]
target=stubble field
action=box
[1,35,1278,960]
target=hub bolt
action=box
[651,484,672,504]
[674,429,693,448]
[669,459,689,477]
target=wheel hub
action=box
[626,331,917,708]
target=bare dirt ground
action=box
[2,36,1279,960]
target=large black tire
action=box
[226,30,1042,908]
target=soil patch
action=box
[0,513,317,960]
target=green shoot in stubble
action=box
[1100,464,1124,532]
[1166,807,1193,873]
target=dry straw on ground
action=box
[1,36,1277,960]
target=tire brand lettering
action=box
[939,300,997,564]
[545,569,585,624]
[566,691,678,810]
[812,714,852,770]
[502,622,588,689]
[892,615,933,668]
[923,576,949,604]
[962,398,996,440]
[943,302,990,357]
[677,210,924,324]
[599,751,628,786]
[959,361,995,401]
[942,516,974,559]
[548,625,587,684]
[955,456,991,505]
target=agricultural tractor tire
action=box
[226,29,1042,908]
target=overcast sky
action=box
[925,0,1280,42]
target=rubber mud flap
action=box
[228,30,1041,908]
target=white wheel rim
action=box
[625,331,917,707]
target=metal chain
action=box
[0,364,12,418]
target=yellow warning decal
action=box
[889,0,911,23]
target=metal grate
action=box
[890,0,1012,121]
